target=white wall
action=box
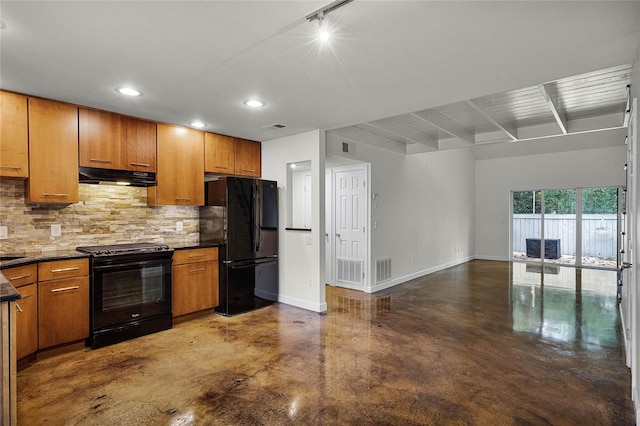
[261,130,326,312]
[326,134,476,292]
[475,141,627,261]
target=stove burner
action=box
[77,243,172,257]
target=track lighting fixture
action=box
[306,0,354,41]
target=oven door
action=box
[91,257,172,330]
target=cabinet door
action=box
[15,283,37,359]
[79,108,121,169]
[151,124,204,206]
[204,133,235,174]
[234,138,261,177]
[121,116,157,172]
[38,276,89,349]
[0,91,29,178]
[172,261,217,316]
[27,98,79,203]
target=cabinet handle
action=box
[0,166,21,170]
[42,193,70,197]
[51,285,80,293]
[90,158,112,164]
[175,198,192,201]
[188,254,205,258]
[242,169,256,173]
[215,166,228,169]
[189,268,206,273]
[50,267,80,273]
[16,303,23,313]
[130,162,150,167]
[9,273,32,281]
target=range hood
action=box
[79,167,156,187]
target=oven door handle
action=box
[92,259,170,271]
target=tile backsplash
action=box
[0,179,199,254]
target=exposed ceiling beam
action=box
[328,127,407,155]
[538,83,568,135]
[410,110,475,144]
[362,118,438,151]
[465,99,518,141]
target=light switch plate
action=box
[51,224,62,237]
[176,222,183,232]
[0,226,7,240]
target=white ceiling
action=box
[1,1,639,155]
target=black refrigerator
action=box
[199,177,278,315]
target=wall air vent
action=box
[376,258,392,283]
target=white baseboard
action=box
[366,255,475,293]
[475,254,510,262]
[279,294,327,313]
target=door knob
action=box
[336,233,341,238]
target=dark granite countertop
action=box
[0,272,20,302]
[171,242,221,251]
[0,250,89,270]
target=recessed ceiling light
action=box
[244,99,265,108]
[189,121,207,128]
[116,87,141,97]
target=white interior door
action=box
[335,167,367,289]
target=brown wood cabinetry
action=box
[148,124,204,206]
[37,259,89,350]
[26,97,79,203]
[3,264,38,360]
[0,91,29,178]
[172,248,218,317]
[79,108,157,172]
[204,133,235,174]
[234,138,261,177]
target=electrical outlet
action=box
[51,224,62,237]
[176,221,183,232]
[0,226,7,240]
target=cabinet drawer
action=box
[173,248,218,265]
[3,264,37,287]
[38,258,88,281]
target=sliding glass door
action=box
[512,187,621,270]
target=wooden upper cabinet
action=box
[120,115,157,172]
[0,91,29,178]
[204,133,235,174]
[234,138,261,177]
[79,108,121,169]
[148,123,204,206]
[79,108,157,172]
[26,97,79,204]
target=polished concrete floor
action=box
[17,260,634,425]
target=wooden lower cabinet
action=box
[172,248,219,317]
[15,284,37,360]
[3,264,38,361]
[37,259,89,350]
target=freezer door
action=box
[220,259,277,316]
[255,179,278,258]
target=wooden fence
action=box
[513,214,617,259]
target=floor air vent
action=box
[376,258,392,283]
[337,257,363,284]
